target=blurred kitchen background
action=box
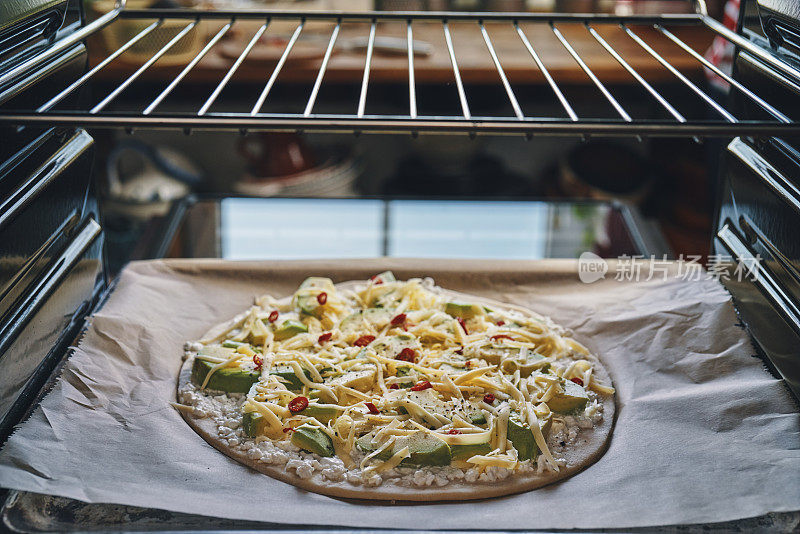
[82,0,729,272]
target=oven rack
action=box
[1,3,799,137]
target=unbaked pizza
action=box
[176,272,615,500]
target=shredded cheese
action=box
[186,272,612,479]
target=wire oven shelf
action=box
[1,4,799,137]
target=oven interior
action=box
[0,0,799,530]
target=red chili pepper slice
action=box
[395,348,416,362]
[353,335,376,347]
[455,347,464,355]
[491,334,514,342]
[391,313,407,326]
[465,360,472,368]
[483,393,495,404]
[288,396,309,413]
[252,354,263,370]
[496,320,505,326]
[410,380,432,391]
[268,310,279,323]
[365,402,380,415]
[389,383,399,389]
[317,292,328,305]
[457,317,469,335]
[374,279,383,285]
[282,427,293,433]
[318,332,333,344]
[447,428,462,435]
[570,377,584,386]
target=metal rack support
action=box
[199,21,268,116]
[442,21,471,120]
[251,21,305,115]
[480,22,523,120]
[0,7,796,137]
[91,21,197,114]
[304,20,341,117]
[145,21,234,115]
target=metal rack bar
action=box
[1,46,85,107]
[304,20,341,117]
[586,24,685,123]
[515,23,577,121]
[480,22,523,120]
[2,8,798,137]
[407,20,417,119]
[0,6,121,88]
[622,24,735,122]
[144,20,233,115]
[655,24,790,123]
[118,8,703,24]
[357,21,377,118]
[702,15,800,85]
[251,21,304,115]
[91,20,197,114]
[6,113,796,136]
[198,22,268,116]
[552,23,630,122]
[38,20,162,113]
[442,21,470,120]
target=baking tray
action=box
[1,259,799,532]
[3,490,800,533]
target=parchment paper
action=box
[1,259,798,530]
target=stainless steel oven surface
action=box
[0,0,799,531]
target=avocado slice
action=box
[470,411,487,425]
[366,284,402,308]
[198,345,235,359]
[356,434,386,457]
[372,271,396,283]
[490,348,548,377]
[295,277,335,317]
[300,403,343,424]
[400,432,451,466]
[472,343,520,365]
[291,424,335,457]
[450,442,492,461]
[516,353,548,377]
[393,365,415,388]
[326,366,376,392]
[339,308,394,334]
[191,358,260,393]
[444,302,482,319]
[547,380,589,413]
[448,423,493,461]
[242,410,267,437]
[540,413,553,436]
[372,335,419,359]
[273,319,308,341]
[404,390,485,426]
[507,416,537,461]
[222,340,249,349]
[507,414,553,460]
[357,431,451,466]
[269,365,310,391]
[438,362,466,373]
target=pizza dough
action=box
[176,275,615,501]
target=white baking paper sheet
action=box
[0,259,798,529]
